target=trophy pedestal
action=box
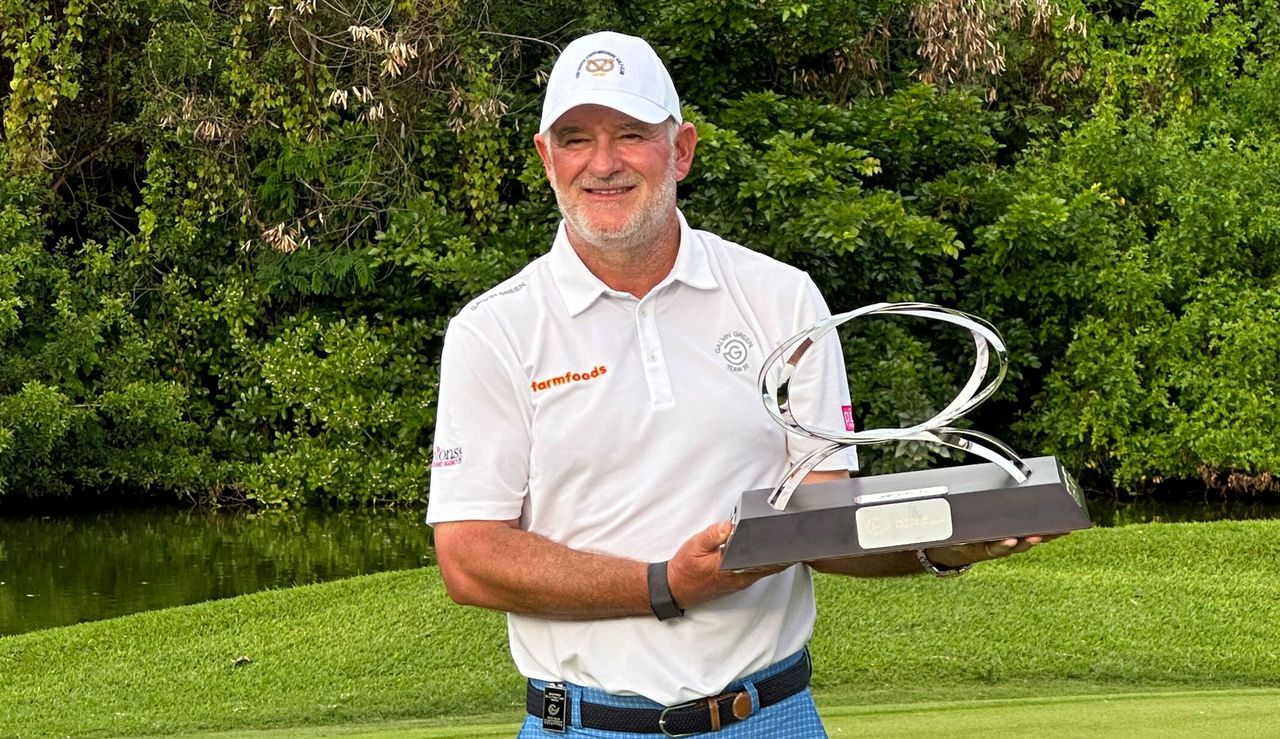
[720,456,1090,571]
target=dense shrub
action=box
[1,0,1277,504]
[953,108,1280,491]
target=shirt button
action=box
[648,352,657,361]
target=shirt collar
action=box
[549,211,718,317]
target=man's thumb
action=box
[699,520,733,550]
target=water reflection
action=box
[0,507,429,637]
[2,494,1277,638]
[1086,495,1280,527]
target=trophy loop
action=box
[760,302,1031,510]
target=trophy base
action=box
[720,456,1090,571]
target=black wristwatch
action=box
[647,560,685,620]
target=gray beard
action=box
[552,166,679,257]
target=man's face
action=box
[534,105,696,253]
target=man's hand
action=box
[923,534,1064,569]
[666,520,788,609]
[808,533,1067,576]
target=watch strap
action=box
[647,560,684,620]
[916,549,973,578]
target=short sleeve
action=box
[425,317,532,525]
[782,276,859,473]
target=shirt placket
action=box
[634,295,674,408]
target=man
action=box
[428,31,1050,737]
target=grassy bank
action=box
[2,521,1278,737]
[157,689,1280,738]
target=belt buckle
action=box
[657,699,702,737]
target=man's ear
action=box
[534,133,555,182]
[672,122,698,182]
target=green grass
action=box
[159,689,1280,738]
[2,521,1279,738]
[811,520,1280,696]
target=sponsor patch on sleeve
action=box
[432,445,463,468]
[842,405,857,432]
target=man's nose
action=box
[586,139,622,178]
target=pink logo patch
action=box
[842,405,856,432]
[432,445,463,468]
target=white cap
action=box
[539,31,681,133]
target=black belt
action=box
[525,651,811,735]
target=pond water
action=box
[1,494,1277,638]
[0,506,430,637]
[1086,494,1280,527]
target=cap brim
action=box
[539,91,678,133]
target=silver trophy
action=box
[720,302,1091,571]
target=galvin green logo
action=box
[715,330,754,373]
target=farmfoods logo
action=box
[531,365,608,393]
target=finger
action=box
[990,535,1053,558]
[730,563,791,576]
[697,520,734,553]
[983,538,1017,558]
[981,538,1023,559]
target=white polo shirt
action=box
[427,212,857,705]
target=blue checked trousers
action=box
[516,650,828,738]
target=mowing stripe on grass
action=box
[818,689,1280,738]
[160,689,1280,738]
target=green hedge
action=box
[1,0,1277,504]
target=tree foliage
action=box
[1,0,1277,504]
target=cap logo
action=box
[577,50,624,78]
